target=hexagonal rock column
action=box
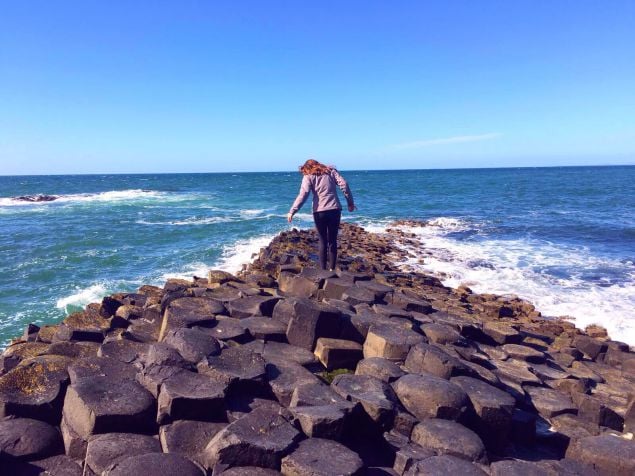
[106,453,205,476]
[501,344,546,363]
[566,434,635,476]
[62,377,156,440]
[404,454,488,476]
[363,323,424,361]
[163,297,224,332]
[159,420,226,466]
[266,360,321,407]
[0,417,63,461]
[68,355,139,384]
[283,298,342,351]
[392,373,469,421]
[450,376,515,452]
[85,433,161,474]
[524,386,577,419]
[0,355,70,424]
[157,370,227,424]
[163,327,222,363]
[198,346,267,392]
[404,342,469,380]
[314,338,363,370]
[331,374,397,430]
[241,316,288,342]
[411,419,488,463]
[227,296,281,318]
[221,467,282,476]
[201,407,301,472]
[355,357,405,383]
[281,438,364,475]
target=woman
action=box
[287,159,355,271]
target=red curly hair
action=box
[299,159,332,176]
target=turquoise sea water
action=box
[1,166,634,345]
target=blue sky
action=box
[1,1,634,174]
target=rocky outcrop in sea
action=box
[0,223,633,475]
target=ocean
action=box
[1,166,633,346]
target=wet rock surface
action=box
[0,222,633,474]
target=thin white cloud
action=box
[391,132,502,150]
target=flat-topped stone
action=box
[0,417,63,461]
[314,338,363,370]
[159,420,226,465]
[363,323,424,361]
[266,360,321,407]
[331,374,397,429]
[404,342,470,380]
[241,316,287,341]
[106,452,204,476]
[227,295,281,318]
[85,432,161,474]
[281,438,363,475]
[98,339,148,363]
[290,404,351,439]
[0,355,70,423]
[404,454,487,476]
[164,297,224,330]
[356,357,405,383]
[392,373,469,421]
[202,407,301,471]
[411,418,487,463]
[62,377,156,439]
[502,344,546,363]
[68,355,139,384]
[2,454,83,476]
[525,386,577,418]
[420,323,463,346]
[566,434,635,476]
[198,345,266,389]
[163,327,222,363]
[283,298,342,351]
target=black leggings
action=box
[313,209,341,270]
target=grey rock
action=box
[404,454,488,476]
[0,417,63,460]
[363,323,424,361]
[331,374,396,429]
[281,438,363,475]
[106,452,204,476]
[198,346,266,390]
[164,327,222,363]
[356,357,405,383]
[392,373,469,421]
[159,420,226,465]
[411,418,487,463]
[85,432,161,474]
[566,434,635,476]
[228,296,281,318]
[314,338,363,370]
[284,298,342,351]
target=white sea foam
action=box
[56,283,109,313]
[362,218,635,345]
[215,235,277,273]
[0,189,173,207]
[136,216,234,226]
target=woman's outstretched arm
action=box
[331,169,355,210]
[288,175,311,221]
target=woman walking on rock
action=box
[288,159,355,271]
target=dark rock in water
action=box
[363,323,424,361]
[284,298,342,351]
[281,438,363,475]
[404,454,488,476]
[356,357,405,383]
[314,337,363,370]
[85,432,161,474]
[411,418,488,463]
[198,345,266,390]
[0,417,63,461]
[392,373,469,421]
[157,369,227,424]
[202,407,301,471]
[14,194,58,202]
[0,355,70,424]
[331,373,397,430]
[566,434,635,476]
[62,377,156,439]
[163,327,222,363]
[159,420,226,466]
[106,452,204,476]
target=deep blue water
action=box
[1,166,633,345]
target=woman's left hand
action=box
[287,213,293,223]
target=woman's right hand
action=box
[287,213,293,223]
[348,204,356,212]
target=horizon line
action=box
[1,162,634,177]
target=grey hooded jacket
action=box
[289,168,354,215]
